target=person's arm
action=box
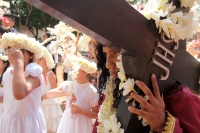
[0,96,3,103]
[70,104,99,119]
[8,48,40,100]
[46,86,70,98]
[41,72,57,100]
[13,71,40,100]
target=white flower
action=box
[123,78,136,96]
[142,0,175,20]
[158,18,186,42]
[0,1,10,8]
[116,55,127,90]
[0,53,8,61]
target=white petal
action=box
[123,78,135,96]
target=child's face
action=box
[76,69,87,81]
[21,49,34,66]
[36,57,46,68]
[1,17,14,28]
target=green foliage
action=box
[128,0,147,5]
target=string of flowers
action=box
[138,0,199,42]
[97,76,124,133]
[117,55,148,126]
[41,36,56,46]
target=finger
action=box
[135,80,156,105]
[130,92,153,111]
[151,74,161,99]
[128,106,149,119]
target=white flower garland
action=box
[98,55,149,132]
[41,46,55,70]
[116,55,149,126]
[42,36,56,46]
[97,76,124,133]
[0,53,8,61]
[63,54,97,74]
[139,0,199,42]
[1,33,43,59]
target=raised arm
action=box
[8,48,40,100]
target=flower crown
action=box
[1,33,43,59]
[41,46,55,70]
[42,36,56,46]
[0,53,8,61]
[63,54,97,74]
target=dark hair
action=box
[0,26,9,35]
[3,13,15,22]
[43,33,56,47]
[0,54,10,85]
[95,44,122,108]
[95,44,109,101]
[23,50,34,63]
[45,32,51,38]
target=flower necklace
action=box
[97,76,124,133]
[97,55,149,133]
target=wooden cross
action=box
[25,0,200,132]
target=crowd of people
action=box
[0,3,199,133]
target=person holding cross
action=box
[93,44,200,133]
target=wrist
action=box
[13,59,24,66]
[153,111,175,133]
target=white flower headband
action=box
[41,46,55,70]
[0,53,8,61]
[42,36,56,46]
[1,33,43,59]
[63,54,97,74]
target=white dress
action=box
[0,67,13,116]
[40,71,62,132]
[57,81,99,133]
[0,63,46,133]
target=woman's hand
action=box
[128,74,166,133]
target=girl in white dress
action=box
[46,55,99,133]
[0,53,10,115]
[0,33,46,133]
[37,47,62,132]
